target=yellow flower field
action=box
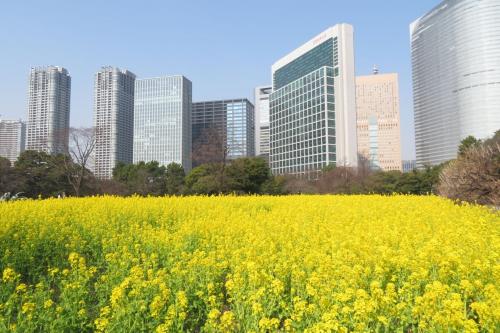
[0,196,498,332]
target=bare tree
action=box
[61,127,97,196]
[192,127,229,165]
[282,175,316,194]
[438,141,500,206]
[315,166,360,194]
[356,153,372,178]
[192,126,230,190]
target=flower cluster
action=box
[0,195,498,332]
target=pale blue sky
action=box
[0,0,441,159]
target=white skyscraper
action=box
[133,76,192,171]
[26,66,71,154]
[411,0,500,167]
[254,86,272,159]
[270,24,357,177]
[93,67,136,179]
[0,119,26,164]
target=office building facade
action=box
[254,86,272,160]
[93,67,136,179]
[26,66,71,154]
[133,76,192,171]
[356,71,402,171]
[192,99,254,165]
[0,120,26,164]
[270,24,357,177]
[402,160,417,173]
[411,0,500,167]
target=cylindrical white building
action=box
[411,0,500,167]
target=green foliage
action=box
[365,165,444,195]
[185,164,222,195]
[321,164,336,172]
[165,163,185,195]
[261,176,287,195]
[113,161,166,196]
[458,135,481,157]
[185,158,279,195]
[0,156,10,168]
[226,158,271,194]
[0,157,15,194]
[13,151,72,198]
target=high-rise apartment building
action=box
[0,119,26,165]
[133,76,192,171]
[270,24,357,177]
[411,0,500,167]
[356,70,402,171]
[254,86,272,160]
[93,67,136,179]
[192,99,254,165]
[26,66,71,154]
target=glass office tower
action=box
[411,0,500,167]
[133,76,192,171]
[192,99,255,165]
[270,24,357,178]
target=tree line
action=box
[0,151,440,198]
[1,128,498,205]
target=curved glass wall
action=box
[411,0,500,167]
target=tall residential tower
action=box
[93,67,136,179]
[270,24,357,177]
[0,119,26,164]
[133,76,192,171]
[356,70,402,171]
[26,66,71,154]
[411,0,500,167]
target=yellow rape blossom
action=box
[2,268,17,283]
[0,195,497,332]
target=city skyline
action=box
[0,1,444,161]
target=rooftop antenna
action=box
[373,65,379,75]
